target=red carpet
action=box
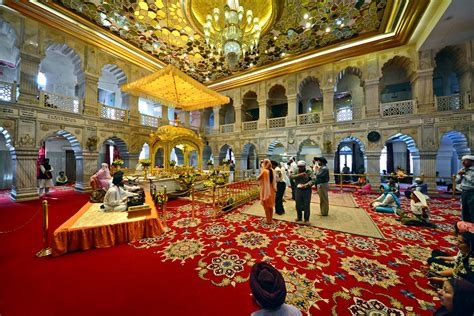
[0,189,461,315]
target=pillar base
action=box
[10,188,39,202]
[74,182,92,193]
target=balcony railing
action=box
[140,113,161,128]
[100,103,129,122]
[435,94,463,111]
[268,117,286,129]
[380,99,414,117]
[242,120,258,131]
[0,81,16,102]
[220,123,235,133]
[297,112,320,125]
[40,90,82,114]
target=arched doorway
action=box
[139,143,150,160]
[380,133,419,180]
[219,144,234,165]
[297,77,323,122]
[100,136,129,168]
[267,140,286,163]
[436,131,470,181]
[0,19,20,102]
[41,130,83,185]
[335,136,366,183]
[155,148,164,167]
[380,56,413,104]
[297,139,322,163]
[267,85,288,120]
[241,143,258,170]
[202,145,213,169]
[38,44,85,111]
[334,67,363,122]
[170,146,184,165]
[242,91,259,123]
[0,127,15,192]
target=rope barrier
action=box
[0,207,42,234]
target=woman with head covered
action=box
[257,159,277,224]
[90,163,112,190]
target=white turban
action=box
[297,160,306,167]
[461,155,474,161]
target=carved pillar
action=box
[213,106,221,132]
[258,100,267,129]
[10,148,39,201]
[234,105,242,133]
[233,153,241,181]
[364,78,380,118]
[411,68,434,113]
[128,95,140,125]
[418,151,437,193]
[161,105,169,125]
[84,72,99,116]
[322,88,334,123]
[286,94,297,127]
[366,151,381,190]
[18,52,41,105]
[128,153,140,170]
[324,154,335,184]
[182,111,191,128]
[74,152,99,192]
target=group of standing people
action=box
[257,156,330,225]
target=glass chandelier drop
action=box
[203,0,261,69]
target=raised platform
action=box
[52,192,164,256]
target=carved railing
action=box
[0,81,16,102]
[99,103,129,122]
[335,107,353,122]
[40,90,82,114]
[220,123,235,133]
[435,94,463,111]
[267,117,286,128]
[380,99,415,117]
[140,113,161,128]
[204,127,216,135]
[242,120,258,131]
[297,112,320,125]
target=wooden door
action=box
[65,150,76,182]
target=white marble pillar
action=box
[418,151,437,193]
[18,52,41,105]
[10,148,39,201]
[84,72,99,116]
[286,94,297,127]
[182,111,191,128]
[234,105,242,133]
[412,68,435,114]
[322,88,334,123]
[364,78,380,118]
[74,152,98,192]
[258,100,267,129]
[324,154,335,184]
[213,106,221,132]
[366,151,381,190]
[128,95,140,125]
[161,105,169,125]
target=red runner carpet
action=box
[0,189,461,315]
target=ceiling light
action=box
[303,13,309,20]
[203,0,261,69]
[325,27,331,33]
[305,22,311,29]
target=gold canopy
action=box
[149,124,204,171]
[121,65,229,111]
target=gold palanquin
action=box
[121,65,229,111]
[149,124,204,171]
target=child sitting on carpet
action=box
[396,191,436,228]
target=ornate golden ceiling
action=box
[49,0,389,82]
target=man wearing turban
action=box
[456,155,474,223]
[250,262,301,315]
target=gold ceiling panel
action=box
[5,0,429,88]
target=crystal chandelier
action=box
[204,0,261,69]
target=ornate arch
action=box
[0,126,16,157]
[380,56,415,81]
[335,66,363,86]
[336,135,366,153]
[385,133,419,153]
[440,131,470,157]
[267,140,285,157]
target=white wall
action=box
[45,137,72,180]
[98,69,123,108]
[39,51,77,97]
[436,136,460,177]
[392,141,407,170]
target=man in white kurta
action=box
[103,172,137,212]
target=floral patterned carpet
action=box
[129,192,461,315]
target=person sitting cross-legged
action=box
[55,171,68,186]
[396,191,436,228]
[370,184,401,213]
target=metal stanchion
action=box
[36,200,52,257]
[339,173,343,192]
[191,183,195,222]
[452,175,456,200]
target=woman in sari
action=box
[257,159,277,224]
[90,163,112,190]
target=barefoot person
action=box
[257,159,277,224]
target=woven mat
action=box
[241,199,385,239]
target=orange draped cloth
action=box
[257,167,276,208]
[52,192,164,256]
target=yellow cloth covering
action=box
[52,192,164,256]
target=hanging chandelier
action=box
[203,0,262,69]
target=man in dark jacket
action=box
[313,157,330,216]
